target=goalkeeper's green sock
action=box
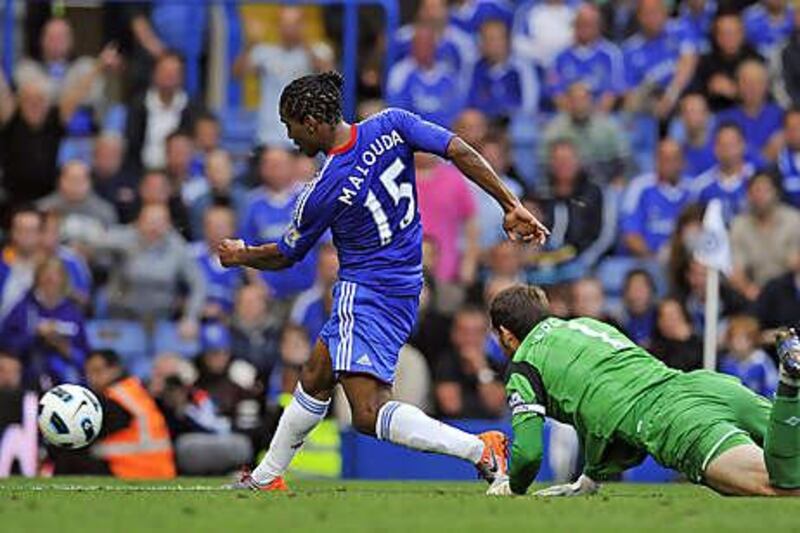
[765,383,800,489]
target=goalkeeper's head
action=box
[490,285,550,357]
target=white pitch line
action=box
[0,485,227,492]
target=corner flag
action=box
[694,199,732,275]
[693,199,732,370]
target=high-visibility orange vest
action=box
[93,376,176,479]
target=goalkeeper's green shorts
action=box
[623,370,773,483]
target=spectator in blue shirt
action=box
[395,0,477,85]
[386,24,464,128]
[549,3,625,112]
[148,4,208,97]
[622,0,698,119]
[621,139,691,259]
[679,0,717,53]
[617,268,658,347]
[717,59,785,161]
[777,107,800,207]
[467,19,539,119]
[670,93,717,178]
[191,205,244,322]
[289,243,339,345]
[471,132,527,250]
[0,208,43,320]
[240,147,317,300]
[743,0,794,58]
[0,257,89,391]
[692,123,757,225]
[190,111,221,178]
[450,0,515,34]
[719,315,778,398]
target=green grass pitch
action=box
[2,477,800,533]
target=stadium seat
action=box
[85,320,150,378]
[219,107,258,160]
[152,320,201,358]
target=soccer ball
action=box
[38,384,104,449]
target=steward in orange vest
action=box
[86,349,176,479]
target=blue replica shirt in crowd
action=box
[548,39,625,98]
[621,308,657,347]
[623,20,696,90]
[276,108,456,297]
[719,350,778,398]
[57,246,92,302]
[466,57,539,118]
[691,162,756,225]
[394,24,477,84]
[0,290,89,389]
[679,0,717,53]
[240,186,319,299]
[777,147,800,207]
[682,138,717,179]
[289,285,329,343]
[386,60,464,128]
[716,104,784,155]
[743,3,795,57]
[190,242,243,313]
[620,173,691,254]
[450,0,515,33]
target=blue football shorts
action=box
[319,280,418,384]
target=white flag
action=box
[694,199,732,275]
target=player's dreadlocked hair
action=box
[279,71,344,125]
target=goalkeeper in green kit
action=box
[485,285,800,497]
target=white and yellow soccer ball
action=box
[38,384,104,449]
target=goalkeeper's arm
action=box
[508,415,545,495]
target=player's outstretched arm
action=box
[445,137,548,245]
[218,239,294,271]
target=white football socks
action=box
[250,383,330,484]
[375,401,484,463]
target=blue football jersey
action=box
[623,19,696,90]
[691,162,756,225]
[620,173,691,254]
[777,148,800,208]
[549,40,625,98]
[276,108,455,297]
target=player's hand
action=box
[503,204,549,246]
[533,474,599,497]
[218,238,247,267]
[486,476,513,496]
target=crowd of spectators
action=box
[2,0,800,475]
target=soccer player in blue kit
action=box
[218,71,548,491]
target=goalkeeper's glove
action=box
[486,475,514,496]
[533,474,599,497]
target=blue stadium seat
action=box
[220,107,258,158]
[86,320,150,378]
[152,320,201,358]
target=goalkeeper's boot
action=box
[475,431,509,483]
[225,469,289,492]
[777,327,800,387]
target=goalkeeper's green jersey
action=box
[506,316,681,493]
